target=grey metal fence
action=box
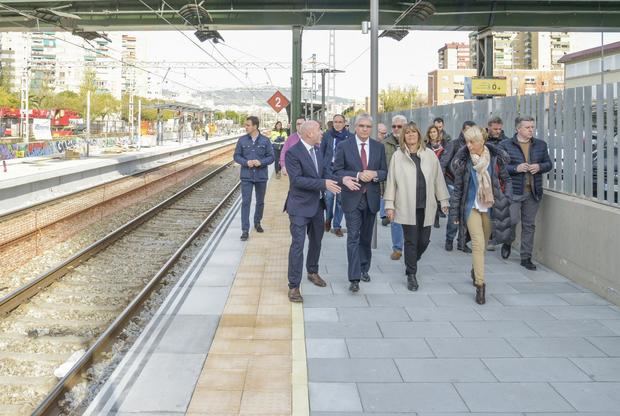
[379,84,619,206]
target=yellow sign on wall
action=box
[472,77,507,96]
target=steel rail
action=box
[0,159,235,316]
[31,172,241,415]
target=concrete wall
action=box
[523,190,620,305]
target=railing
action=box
[379,84,619,206]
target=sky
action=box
[134,30,620,101]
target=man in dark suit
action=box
[333,114,388,292]
[284,120,342,302]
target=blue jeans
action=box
[241,180,267,232]
[324,190,343,229]
[446,183,459,243]
[391,221,403,252]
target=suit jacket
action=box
[284,140,330,222]
[332,137,387,214]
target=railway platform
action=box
[85,173,620,415]
[0,135,238,215]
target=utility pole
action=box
[311,53,317,120]
[137,99,142,149]
[19,36,31,143]
[328,30,336,104]
[128,74,135,143]
[86,90,91,157]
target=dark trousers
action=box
[274,149,282,173]
[343,194,376,281]
[288,209,324,288]
[509,192,540,260]
[446,184,462,245]
[241,180,267,232]
[402,209,432,276]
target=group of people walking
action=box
[233,112,551,305]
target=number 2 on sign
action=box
[275,97,281,108]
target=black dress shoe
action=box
[501,243,511,259]
[240,231,249,241]
[349,281,360,292]
[406,274,418,291]
[520,258,537,270]
[459,245,472,254]
[361,272,371,282]
[445,240,453,251]
[255,224,264,233]
[433,216,440,228]
[381,217,390,226]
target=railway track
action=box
[0,160,241,415]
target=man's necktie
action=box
[360,142,368,170]
[310,147,319,174]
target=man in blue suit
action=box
[234,116,274,241]
[284,120,342,302]
[333,114,388,292]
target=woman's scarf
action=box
[470,146,494,209]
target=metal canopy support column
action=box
[476,29,494,77]
[291,25,303,133]
[370,0,378,249]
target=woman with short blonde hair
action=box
[450,125,512,304]
[384,122,449,291]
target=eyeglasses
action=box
[392,125,403,128]
[358,124,372,128]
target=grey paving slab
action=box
[366,294,435,307]
[552,382,620,412]
[450,281,519,294]
[526,413,620,416]
[312,413,416,416]
[358,383,468,413]
[193,264,237,286]
[308,358,402,382]
[570,357,620,381]
[114,412,184,416]
[151,315,219,354]
[429,293,502,306]
[509,282,585,293]
[586,336,620,356]
[379,321,461,338]
[482,358,591,381]
[305,322,382,338]
[405,306,483,321]
[304,308,339,322]
[494,293,570,306]
[601,319,620,334]
[558,292,613,305]
[542,306,620,320]
[300,281,335,295]
[337,307,411,322]
[507,337,608,357]
[308,382,363,412]
[395,358,496,382]
[426,337,520,358]
[487,272,536,282]
[419,414,522,416]
[391,282,458,294]
[174,286,230,315]
[203,249,241,267]
[116,353,206,413]
[303,294,369,308]
[346,338,434,358]
[306,338,349,358]
[476,306,556,321]
[526,319,617,337]
[331,282,395,294]
[455,382,574,412]
[452,320,539,337]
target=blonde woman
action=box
[384,122,450,291]
[450,126,512,304]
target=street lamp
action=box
[303,68,345,128]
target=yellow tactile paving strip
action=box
[187,176,309,416]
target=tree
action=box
[0,88,19,107]
[50,91,81,112]
[379,86,426,112]
[91,92,120,120]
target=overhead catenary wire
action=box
[137,0,260,99]
[0,2,204,94]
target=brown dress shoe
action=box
[288,287,303,303]
[390,250,402,260]
[334,228,344,237]
[307,272,327,287]
[324,220,331,232]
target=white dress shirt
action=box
[355,135,370,166]
[300,138,318,173]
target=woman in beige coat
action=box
[384,122,450,291]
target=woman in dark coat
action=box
[450,126,512,304]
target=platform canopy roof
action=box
[0,1,619,33]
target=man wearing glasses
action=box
[381,115,407,261]
[280,117,306,176]
[333,114,387,293]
